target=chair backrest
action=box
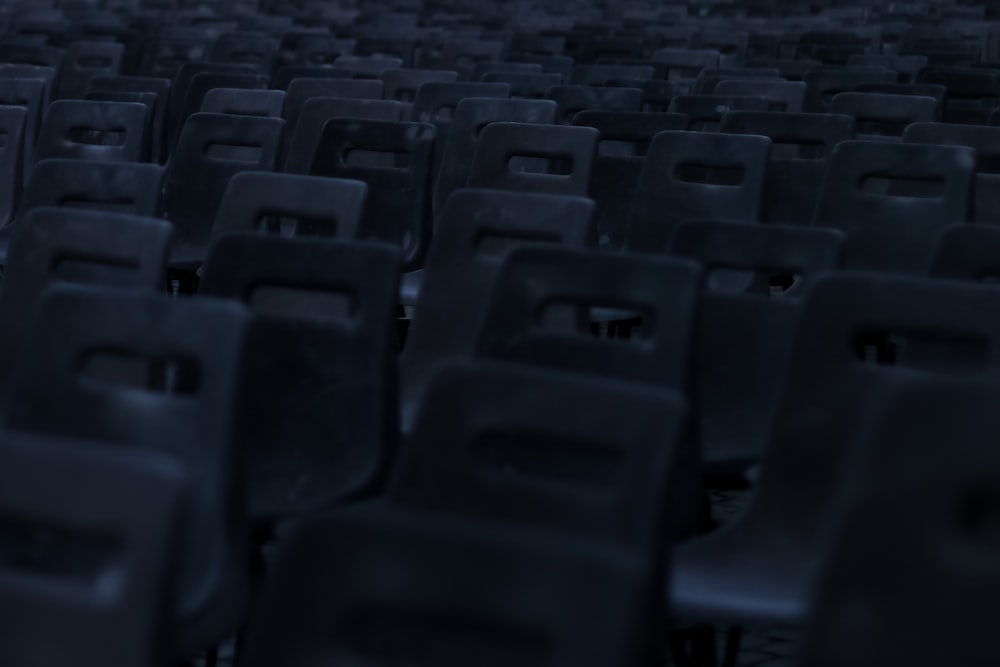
[391,358,686,550]
[355,36,418,68]
[200,235,401,522]
[903,122,1000,224]
[483,71,564,99]
[917,66,1000,124]
[310,119,435,271]
[35,100,149,166]
[201,88,286,117]
[0,206,171,391]
[270,65,352,91]
[209,32,278,73]
[748,273,1000,557]
[651,47,720,79]
[242,507,654,667]
[282,76,384,144]
[53,41,124,100]
[0,77,46,177]
[173,72,268,149]
[813,140,975,273]
[796,375,1000,667]
[477,246,702,391]
[434,98,557,228]
[625,130,771,253]
[167,63,256,144]
[0,431,185,667]
[18,159,163,222]
[804,68,896,112]
[410,81,510,171]
[570,63,654,86]
[467,122,598,197]
[399,189,594,432]
[162,112,284,269]
[720,110,854,225]
[828,92,937,140]
[2,285,251,655]
[292,35,353,67]
[138,37,208,79]
[86,75,171,163]
[668,220,845,471]
[283,98,405,173]
[930,224,1000,281]
[212,171,367,241]
[668,94,768,130]
[544,84,643,124]
[333,55,404,79]
[573,110,688,248]
[379,68,459,102]
[847,53,928,82]
[853,82,946,118]
[506,52,574,80]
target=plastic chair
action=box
[211,171,367,241]
[668,220,845,472]
[438,39,506,80]
[670,272,1000,636]
[379,68,459,103]
[505,52,574,80]
[0,431,185,667]
[434,97,557,226]
[355,36,418,68]
[34,100,150,166]
[137,36,208,79]
[714,80,807,112]
[173,71,268,148]
[0,106,25,230]
[2,285,252,658]
[391,357,686,553]
[930,224,1000,281]
[86,75,171,163]
[209,32,278,73]
[720,111,854,225]
[828,92,936,140]
[398,189,594,427]
[410,81,510,170]
[283,98,405,173]
[573,110,688,248]
[200,235,400,524]
[797,376,1000,667]
[917,67,1000,124]
[167,63,257,145]
[813,141,975,273]
[0,77,45,178]
[847,53,928,82]
[310,119,435,271]
[240,506,655,667]
[903,122,1000,224]
[52,41,124,100]
[570,63,654,86]
[161,113,284,272]
[270,65,353,92]
[803,68,896,112]
[652,48,721,80]
[332,55,404,79]
[472,61,542,81]
[625,131,771,253]
[283,77,384,137]
[668,95,768,131]
[292,35,354,67]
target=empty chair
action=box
[333,55,403,79]
[545,84,643,124]
[668,221,845,471]
[714,80,807,112]
[505,53,574,80]
[399,189,594,427]
[720,111,854,225]
[173,71,268,147]
[391,357,686,553]
[626,131,771,253]
[670,272,1000,641]
[3,285,252,658]
[571,64,654,86]
[813,141,975,273]
[212,171,367,241]
[410,81,510,173]
[200,236,400,524]
[0,77,46,177]
[293,35,353,67]
[434,98,557,225]
[0,431,185,667]
[86,75,171,163]
[693,68,782,95]
[161,113,284,272]
[828,92,936,140]
[0,207,171,393]
[283,98,405,174]
[918,67,1000,124]
[355,36,418,68]
[903,122,1000,224]
[310,119,435,271]
[138,37,208,79]
[804,68,896,112]
[167,63,257,145]
[438,39,505,80]
[34,100,149,166]
[467,122,598,198]
[668,95,768,131]
[652,48,721,80]
[53,41,124,100]
[473,61,542,81]
[241,506,655,667]
[283,77,385,141]
[853,82,946,118]
[573,110,688,248]
[380,68,459,103]
[745,58,823,81]
[17,160,164,223]
[270,65,353,92]
[201,88,286,117]
[797,376,1000,667]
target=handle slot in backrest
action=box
[58,198,138,215]
[536,298,650,337]
[854,329,988,373]
[52,253,140,284]
[674,161,746,185]
[770,139,826,160]
[77,56,112,69]
[78,349,202,396]
[342,145,412,169]
[249,284,356,323]
[474,231,563,258]
[204,142,264,162]
[67,126,127,146]
[0,511,122,590]
[507,154,573,176]
[859,173,945,197]
[706,266,804,297]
